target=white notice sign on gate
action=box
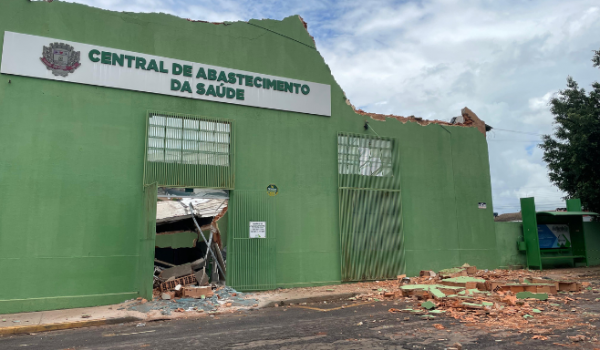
[249,221,266,238]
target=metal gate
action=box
[228,190,277,291]
[337,132,405,281]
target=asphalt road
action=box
[0,299,596,349]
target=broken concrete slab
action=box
[438,267,467,279]
[440,276,485,290]
[190,258,206,271]
[194,268,209,286]
[159,263,194,280]
[421,301,435,310]
[461,301,493,309]
[400,284,465,299]
[516,291,549,301]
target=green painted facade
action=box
[495,222,600,268]
[0,0,497,314]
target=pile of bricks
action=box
[355,263,591,332]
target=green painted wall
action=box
[0,0,496,313]
[494,222,527,268]
[585,222,600,266]
[155,232,197,249]
[494,221,600,268]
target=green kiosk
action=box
[519,197,598,270]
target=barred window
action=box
[147,115,231,166]
[338,135,393,177]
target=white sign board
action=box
[249,221,266,239]
[1,32,331,116]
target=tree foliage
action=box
[540,52,600,216]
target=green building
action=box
[0,0,497,314]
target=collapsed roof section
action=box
[346,99,490,135]
[157,199,228,249]
[157,199,227,224]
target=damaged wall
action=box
[0,0,495,313]
[155,231,198,249]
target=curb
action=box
[258,292,358,308]
[0,316,143,336]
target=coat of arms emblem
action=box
[40,42,81,77]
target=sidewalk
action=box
[0,286,360,336]
[252,283,374,308]
[0,302,146,335]
[6,266,596,336]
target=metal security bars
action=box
[228,190,277,291]
[338,134,392,177]
[143,111,234,189]
[339,189,404,281]
[337,132,405,281]
[337,133,399,190]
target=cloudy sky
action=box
[66,0,600,213]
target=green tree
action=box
[539,51,600,216]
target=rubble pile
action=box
[133,255,257,316]
[357,264,595,331]
[128,286,258,315]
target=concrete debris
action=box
[190,258,206,271]
[421,301,435,310]
[419,270,436,277]
[516,291,548,300]
[194,268,210,286]
[568,334,587,342]
[182,286,213,299]
[159,274,197,292]
[440,276,485,289]
[371,264,589,331]
[128,286,257,315]
[460,263,477,275]
[438,267,468,279]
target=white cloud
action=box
[65,0,600,213]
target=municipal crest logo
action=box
[40,42,81,77]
